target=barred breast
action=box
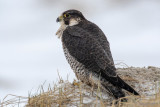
[62,44,90,83]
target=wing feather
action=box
[62,26,116,76]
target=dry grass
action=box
[1,66,160,107]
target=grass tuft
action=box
[1,66,160,107]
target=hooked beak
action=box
[56,15,63,22]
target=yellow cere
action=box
[64,14,67,17]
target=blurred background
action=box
[0,0,160,100]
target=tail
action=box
[108,75,139,96]
[117,76,139,95]
[100,70,139,98]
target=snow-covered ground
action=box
[0,0,160,100]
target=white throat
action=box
[69,18,79,26]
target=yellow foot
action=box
[72,79,81,86]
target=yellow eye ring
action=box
[64,14,70,17]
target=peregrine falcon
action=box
[56,9,139,99]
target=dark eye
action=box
[64,13,70,17]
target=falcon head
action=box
[56,9,86,26]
